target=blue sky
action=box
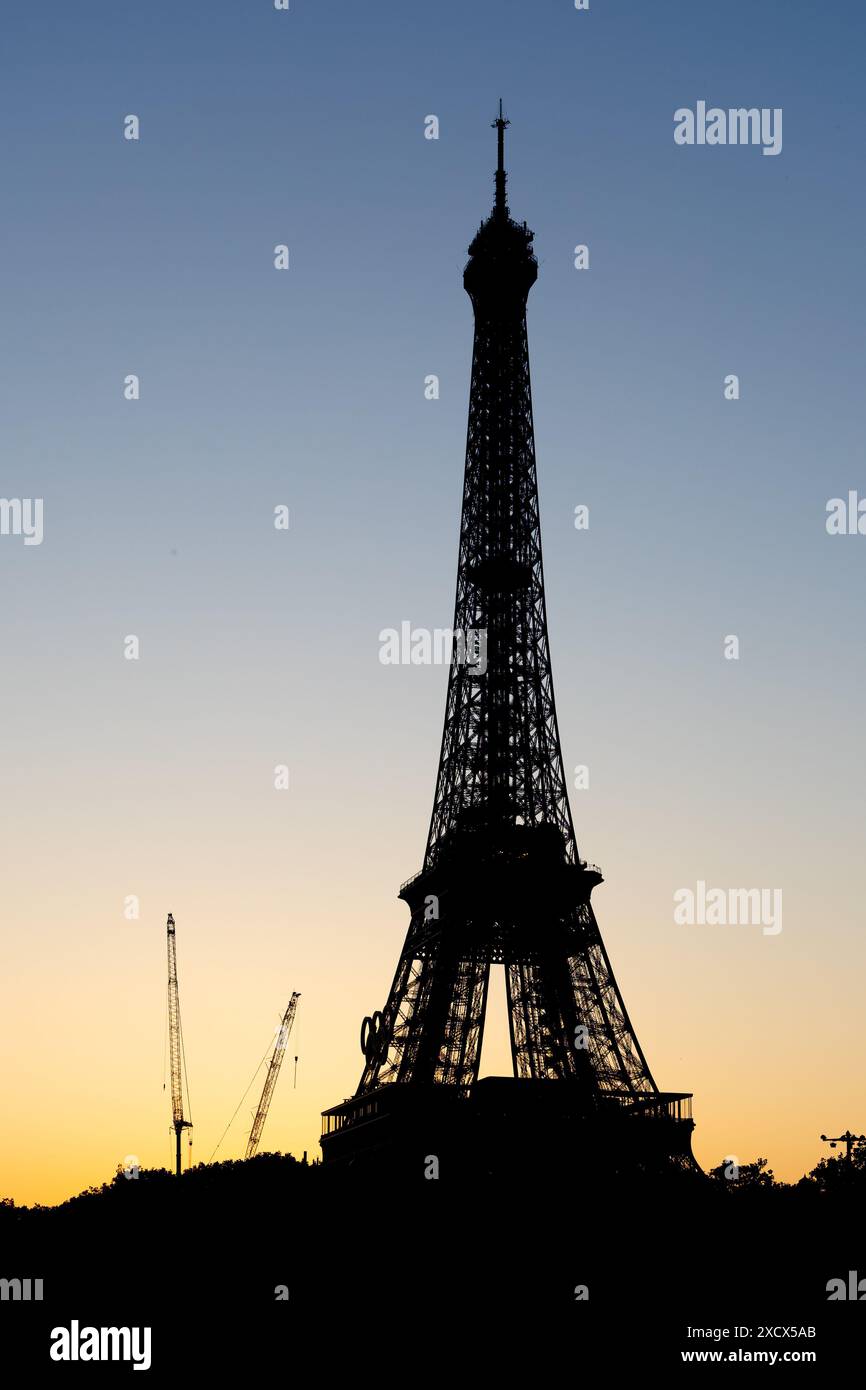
[1,0,865,1196]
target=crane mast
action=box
[166,912,192,1176]
[245,992,300,1160]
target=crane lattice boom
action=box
[246,992,300,1160]
[166,912,192,1175]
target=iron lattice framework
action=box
[356,109,659,1114]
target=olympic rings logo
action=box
[360,1010,385,1058]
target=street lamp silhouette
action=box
[820,1130,865,1162]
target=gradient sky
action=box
[1,0,864,1203]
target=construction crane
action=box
[245,992,300,1160]
[166,912,193,1176]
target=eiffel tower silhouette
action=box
[322,106,695,1174]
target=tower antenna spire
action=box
[493,98,510,215]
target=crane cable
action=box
[162,981,168,1092]
[207,1031,275,1164]
[179,1006,193,1126]
[177,966,194,1171]
[162,980,171,1168]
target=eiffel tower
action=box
[322,106,694,1173]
